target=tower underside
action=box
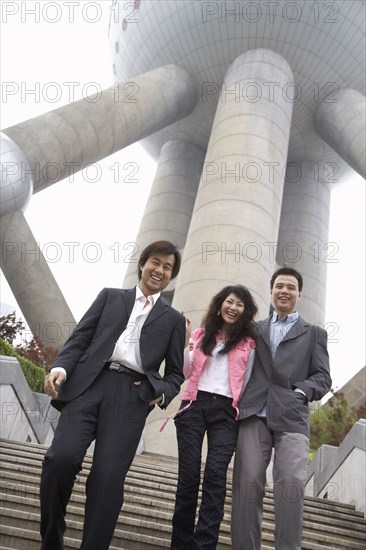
[0,1,365,456]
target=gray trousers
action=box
[231,416,309,550]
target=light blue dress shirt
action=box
[269,311,299,358]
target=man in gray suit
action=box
[40,240,186,550]
[231,267,331,550]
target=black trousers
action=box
[39,368,150,550]
[171,391,238,550]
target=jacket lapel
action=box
[280,316,309,343]
[255,318,272,379]
[258,317,271,350]
[142,296,168,328]
[120,288,136,320]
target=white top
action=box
[196,340,232,398]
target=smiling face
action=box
[138,253,175,296]
[271,274,300,317]
[220,293,245,330]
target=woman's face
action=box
[220,293,245,328]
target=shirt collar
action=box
[271,311,299,323]
[136,285,161,305]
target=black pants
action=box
[171,391,238,550]
[39,369,150,550]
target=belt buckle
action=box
[109,361,125,373]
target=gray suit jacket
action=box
[238,316,332,437]
[51,287,185,411]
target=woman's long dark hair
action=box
[200,285,258,356]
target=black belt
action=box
[105,361,145,380]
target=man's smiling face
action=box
[138,253,175,296]
[271,274,300,317]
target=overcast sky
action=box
[1,1,365,393]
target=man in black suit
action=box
[231,267,332,550]
[40,240,186,550]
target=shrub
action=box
[0,337,45,393]
[15,336,57,370]
[310,391,365,452]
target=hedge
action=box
[0,338,45,393]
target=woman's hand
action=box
[181,313,192,348]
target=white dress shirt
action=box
[109,286,160,373]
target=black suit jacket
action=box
[50,287,185,411]
[238,316,332,437]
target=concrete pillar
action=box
[0,133,33,217]
[123,140,206,290]
[276,161,332,324]
[314,88,366,179]
[0,211,75,349]
[126,140,205,456]
[2,65,197,194]
[0,65,196,350]
[173,49,294,326]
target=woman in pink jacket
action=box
[171,285,257,550]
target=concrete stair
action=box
[1,439,365,549]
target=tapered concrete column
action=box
[123,140,205,290]
[314,88,366,178]
[276,161,332,324]
[127,140,205,457]
[2,65,197,194]
[0,65,196,350]
[173,49,294,325]
[0,211,75,349]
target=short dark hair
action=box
[137,240,181,280]
[270,267,303,292]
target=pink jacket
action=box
[180,327,256,418]
[160,328,255,431]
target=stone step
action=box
[1,440,180,472]
[1,438,366,550]
[2,486,365,543]
[0,524,148,550]
[0,506,173,545]
[4,485,365,541]
[1,462,365,535]
[2,440,364,518]
[1,505,364,550]
[1,482,365,550]
[0,462,179,499]
[2,482,365,540]
[0,444,180,482]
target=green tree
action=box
[15,336,58,371]
[310,391,365,451]
[0,311,58,372]
[0,312,25,344]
